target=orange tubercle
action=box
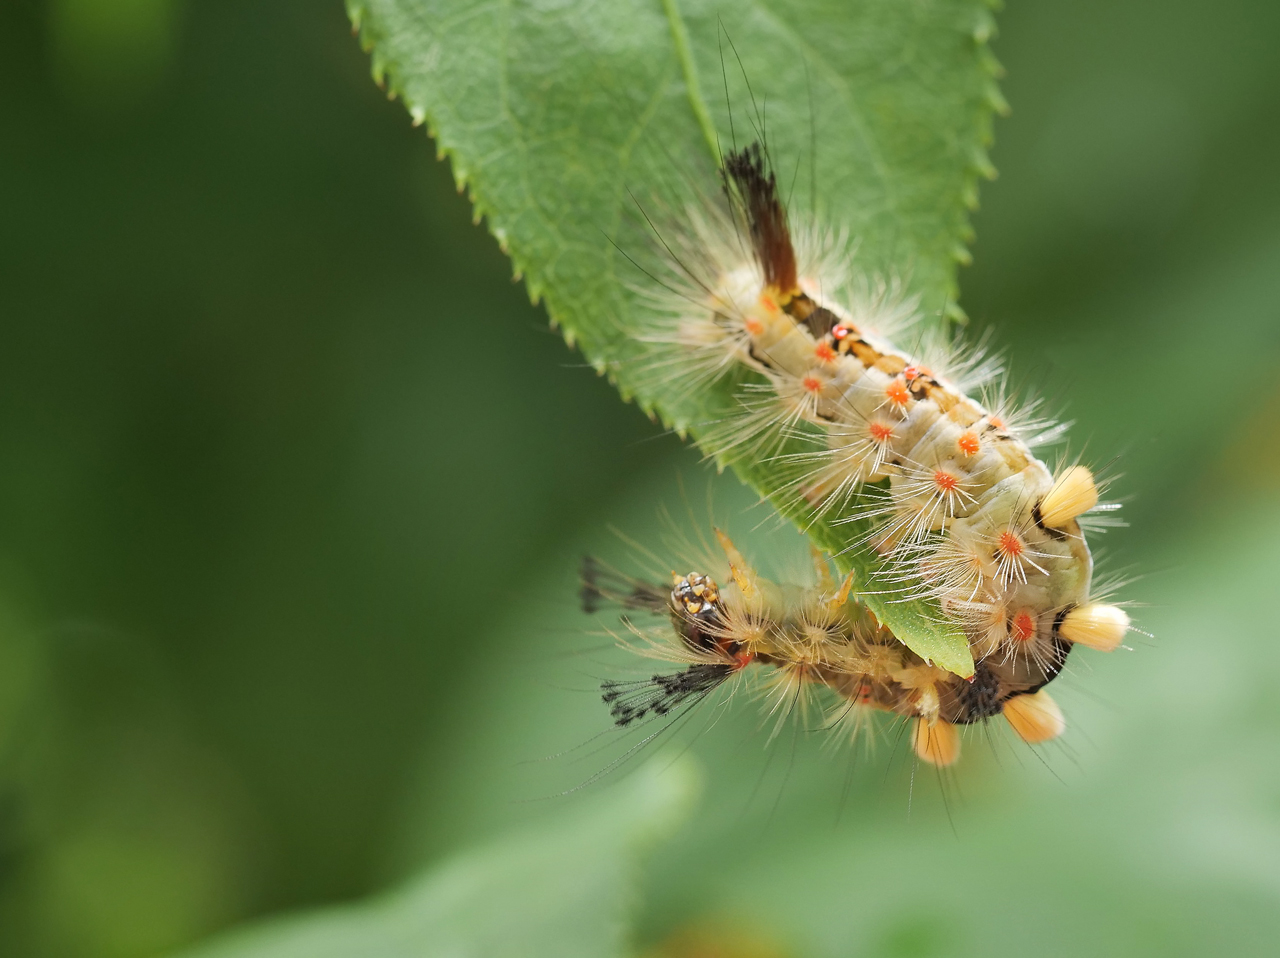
[801,374,823,393]
[957,431,980,456]
[885,379,911,407]
[1010,610,1037,642]
[814,342,837,363]
[757,292,780,314]
[744,317,764,336]
[996,530,1023,558]
[868,422,894,442]
[933,470,959,494]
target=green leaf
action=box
[346,0,1004,676]
[171,758,698,958]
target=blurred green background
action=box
[2,1,1279,956]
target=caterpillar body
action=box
[584,534,1071,768]
[596,143,1133,764]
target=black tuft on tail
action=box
[579,555,669,616]
[722,142,797,294]
[580,555,606,614]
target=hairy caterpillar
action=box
[589,142,1134,765]
[584,528,1109,767]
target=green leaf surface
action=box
[172,758,697,958]
[346,0,1004,676]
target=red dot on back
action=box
[1011,611,1036,642]
[885,380,911,407]
[996,530,1023,557]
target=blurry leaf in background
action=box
[643,922,791,958]
[1208,382,1280,496]
[49,0,182,107]
[173,757,696,958]
[1032,78,1201,237]
[963,0,1280,530]
[0,617,263,958]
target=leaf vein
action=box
[661,0,721,162]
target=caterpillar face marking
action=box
[669,571,731,653]
[634,141,1131,696]
[583,532,1120,767]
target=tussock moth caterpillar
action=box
[583,528,1092,768]
[589,140,1134,765]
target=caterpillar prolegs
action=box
[588,143,1132,767]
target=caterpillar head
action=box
[668,571,727,653]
